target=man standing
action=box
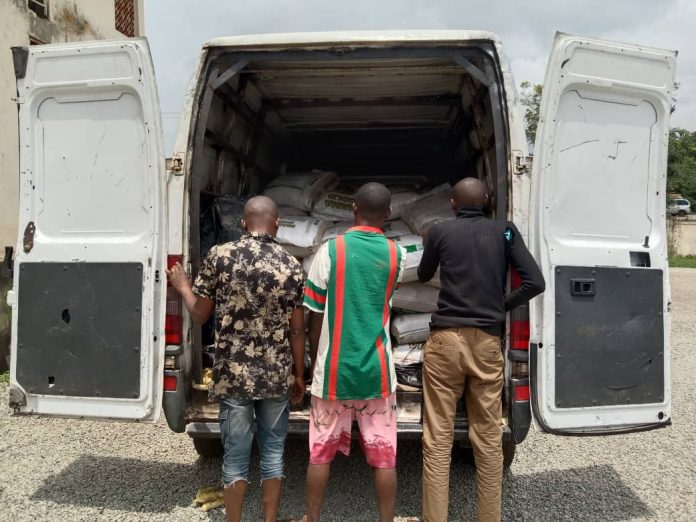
[167,196,306,522]
[418,178,545,522]
[303,182,406,522]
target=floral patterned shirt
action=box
[192,232,305,401]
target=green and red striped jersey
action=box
[304,226,406,400]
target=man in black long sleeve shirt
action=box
[418,178,544,522]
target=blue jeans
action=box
[218,394,289,485]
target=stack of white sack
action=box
[392,282,439,313]
[278,206,308,217]
[311,185,356,222]
[386,185,419,220]
[402,183,454,235]
[391,313,431,344]
[276,216,330,258]
[263,170,338,211]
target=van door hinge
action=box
[513,151,528,175]
[166,154,184,176]
[12,97,25,104]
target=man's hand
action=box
[166,262,192,294]
[290,377,306,405]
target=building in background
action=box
[0,0,144,370]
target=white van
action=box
[7,31,675,464]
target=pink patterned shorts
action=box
[309,393,397,469]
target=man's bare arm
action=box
[308,311,323,374]
[165,262,214,325]
[289,308,306,404]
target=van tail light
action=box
[514,382,530,402]
[165,255,183,345]
[510,268,530,351]
[163,374,178,392]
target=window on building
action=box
[115,0,135,37]
[28,0,49,19]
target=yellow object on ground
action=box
[192,486,224,511]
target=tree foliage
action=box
[667,128,696,204]
[519,81,542,144]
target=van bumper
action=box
[185,420,513,443]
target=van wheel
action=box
[192,437,223,458]
[678,210,687,217]
[503,441,516,468]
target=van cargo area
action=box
[179,40,512,439]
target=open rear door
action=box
[529,33,676,434]
[8,39,166,421]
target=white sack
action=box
[391,313,431,345]
[402,183,454,235]
[382,220,413,238]
[311,188,355,222]
[392,283,439,313]
[263,170,338,211]
[391,234,424,283]
[276,216,330,258]
[322,221,354,243]
[392,343,424,366]
[387,185,419,220]
[278,206,308,217]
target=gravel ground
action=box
[1,269,695,521]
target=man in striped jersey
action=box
[303,182,406,522]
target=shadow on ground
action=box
[30,440,652,521]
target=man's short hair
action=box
[354,182,391,220]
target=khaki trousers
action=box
[422,327,504,522]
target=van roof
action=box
[203,30,502,50]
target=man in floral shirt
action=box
[167,195,305,522]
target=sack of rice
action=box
[382,220,413,238]
[393,343,424,388]
[322,221,354,243]
[402,184,454,235]
[263,170,339,211]
[391,234,424,283]
[278,206,308,217]
[387,185,419,220]
[311,187,355,222]
[391,313,431,344]
[276,216,330,258]
[392,282,439,313]
[213,195,246,244]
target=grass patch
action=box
[0,372,8,384]
[669,256,696,268]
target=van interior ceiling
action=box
[187,43,509,377]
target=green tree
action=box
[667,128,696,204]
[519,81,543,144]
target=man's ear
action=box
[240,218,247,231]
[353,202,359,216]
[385,206,392,221]
[451,197,458,213]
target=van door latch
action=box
[570,279,595,296]
[166,154,184,176]
[23,221,35,253]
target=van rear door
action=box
[8,39,166,421]
[529,33,675,433]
